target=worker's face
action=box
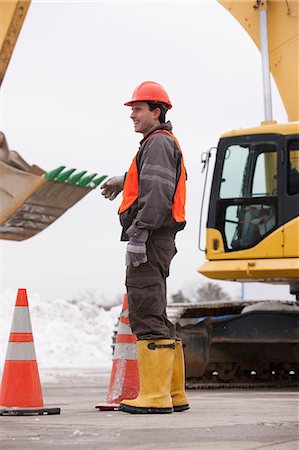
[130,102,160,136]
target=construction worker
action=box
[101,81,189,414]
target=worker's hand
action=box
[126,229,149,267]
[100,175,125,200]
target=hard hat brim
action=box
[124,100,172,109]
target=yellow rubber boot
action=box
[119,339,175,414]
[171,340,190,412]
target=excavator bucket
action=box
[0,134,107,241]
[0,5,108,241]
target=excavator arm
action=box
[0,0,30,86]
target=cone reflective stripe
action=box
[96,294,140,411]
[6,342,36,360]
[0,289,60,416]
[8,300,32,330]
[113,342,137,360]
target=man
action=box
[101,81,189,414]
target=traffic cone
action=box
[96,294,140,411]
[0,289,60,416]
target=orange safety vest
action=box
[119,130,186,223]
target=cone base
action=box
[0,406,61,416]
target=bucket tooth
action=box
[88,175,107,188]
[45,166,66,181]
[78,173,97,187]
[67,170,88,185]
[56,168,76,183]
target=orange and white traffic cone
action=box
[96,294,140,411]
[0,289,60,416]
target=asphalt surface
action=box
[0,369,298,450]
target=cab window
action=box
[219,142,277,251]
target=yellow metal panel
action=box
[205,229,225,259]
[283,217,299,257]
[219,0,299,121]
[220,121,299,138]
[199,257,299,282]
[206,225,284,260]
[0,1,17,44]
[0,0,31,85]
[264,152,277,195]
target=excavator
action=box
[169,0,299,388]
[1,0,298,387]
[0,0,106,241]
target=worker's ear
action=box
[152,108,161,120]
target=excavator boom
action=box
[219,0,299,121]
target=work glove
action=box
[100,175,125,201]
[126,229,149,267]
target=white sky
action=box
[0,0,293,303]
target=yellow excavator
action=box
[171,0,299,388]
[1,1,298,387]
[0,0,106,241]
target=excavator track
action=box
[186,362,299,389]
[168,301,299,389]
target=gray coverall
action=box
[119,121,186,340]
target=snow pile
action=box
[0,290,121,370]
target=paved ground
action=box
[0,370,298,450]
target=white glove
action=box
[100,175,125,201]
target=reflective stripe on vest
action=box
[118,130,186,222]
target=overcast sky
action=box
[0,0,293,303]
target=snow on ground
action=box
[0,290,121,381]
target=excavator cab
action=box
[215,139,278,252]
[219,132,299,253]
[199,123,299,295]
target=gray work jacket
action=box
[120,121,186,241]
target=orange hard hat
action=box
[124,81,172,109]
